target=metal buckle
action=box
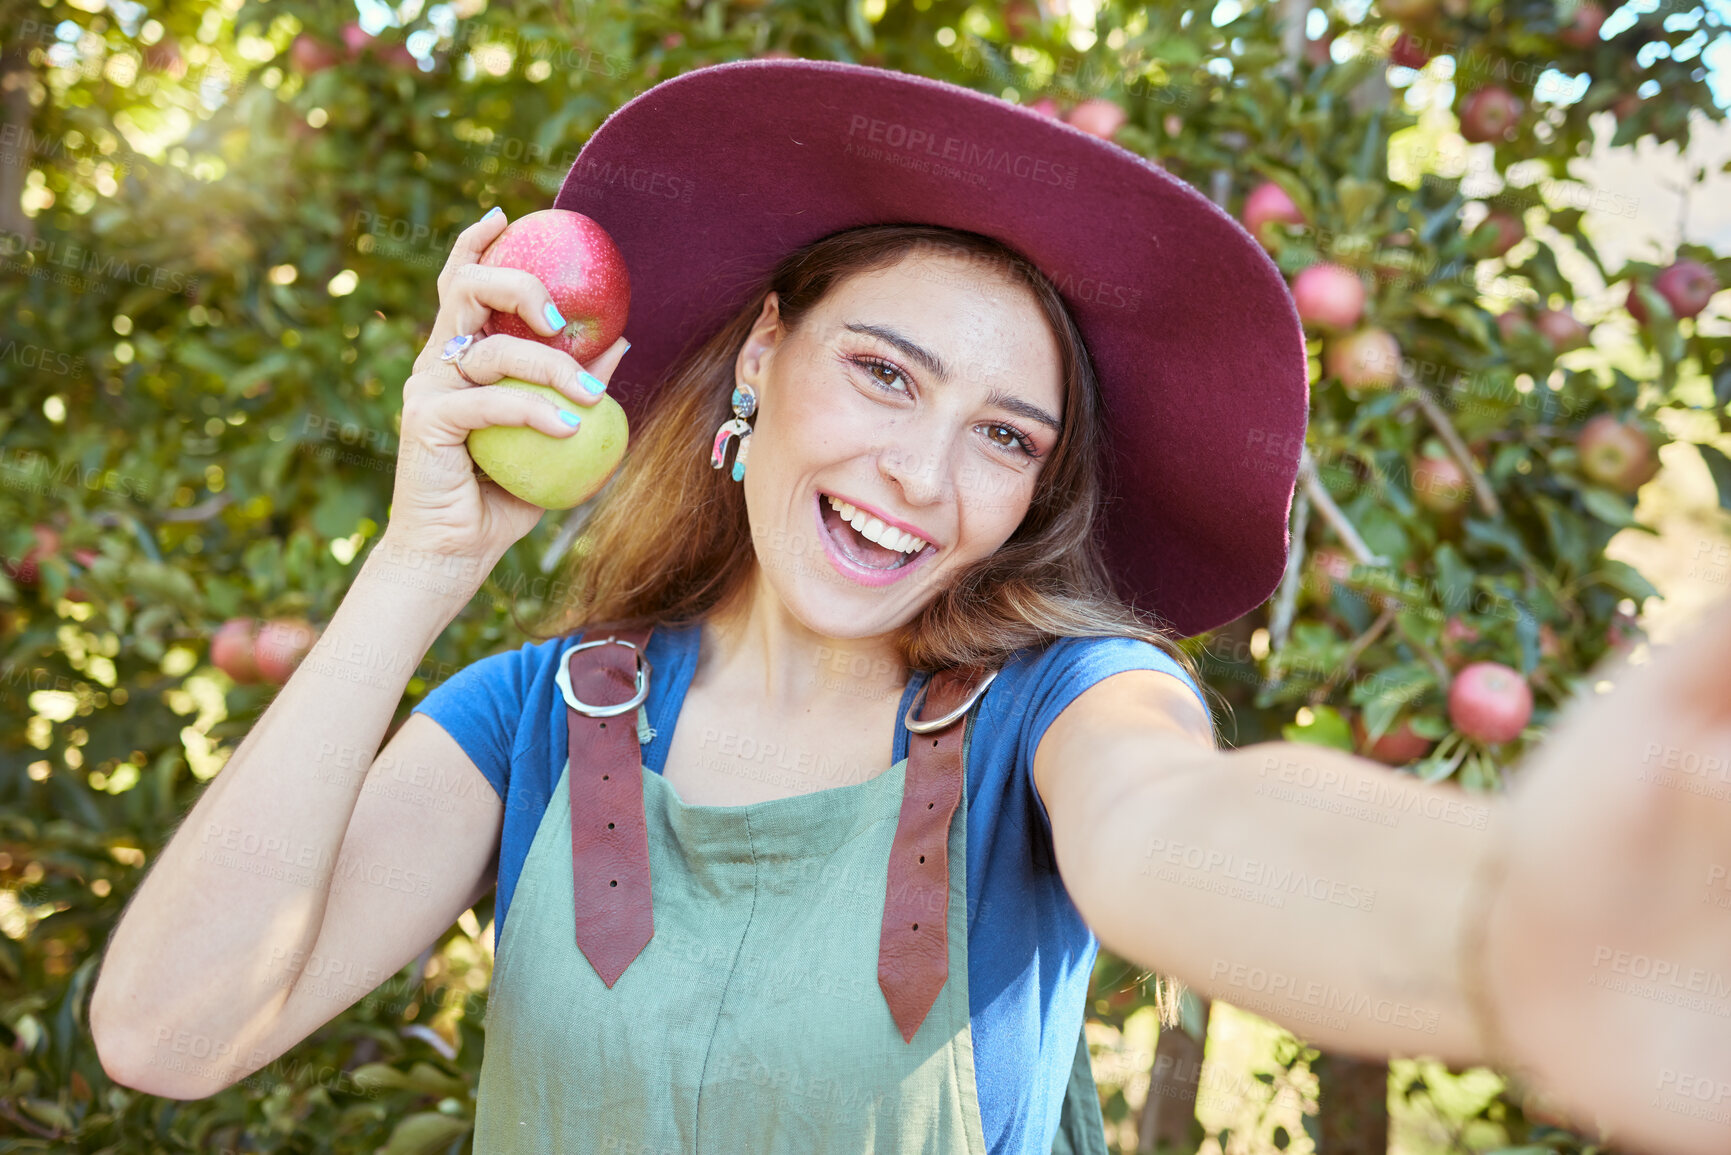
[556,636,653,718]
[904,668,1000,734]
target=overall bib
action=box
[471,627,1107,1154]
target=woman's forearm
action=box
[90,533,487,1077]
[1072,735,1504,1065]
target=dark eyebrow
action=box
[844,321,1064,437]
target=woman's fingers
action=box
[420,381,589,445]
[416,209,563,372]
[425,333,630,410]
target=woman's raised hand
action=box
[385,207,629,568]
[1479,590,1731,1154]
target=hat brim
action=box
[554,58,1308,638]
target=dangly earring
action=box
[710,380,757,483]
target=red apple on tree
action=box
[1352,713,1435,765]
[1440,616,1483,669]
[1065,98,1128,141]
[1459,86,1522,143]
[1412,453,1471,513]
[1242,181,1305,249]
[3,525,61,587]
[211,618,262,684]
[289,34,342,74]
[478,209,632,365]
[1576,414,1658,493]
[1025,96,1060,119]
[1559,1,1606,48]
[1308,547,1356,599]
[1496,307,1538,344]
[1472,209,1524,258]
[1652,258,1721,320]
[1004,0,1041,40]
[341,22,371,59]
[1624,279,1671,327]
[1448,661,1533,744]
[1324,327,1401,391]
[254,618,321,685]
[1390,31,1431,69]
[1292,263,1366,330]
[1534,307,1591,352]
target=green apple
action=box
[465,378,629,509]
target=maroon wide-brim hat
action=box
[552,58,1308,639]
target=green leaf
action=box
[378,1112,473,1155]
[1577,484,1640,529]
[1594,558,1661,604]
[1281,703,1355,752]
[1698,443,1731,512]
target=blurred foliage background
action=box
[1,0,1728,1150]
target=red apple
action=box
[1065,98,1128,141]
[143,36,183,73]
[1534,307,1590,352]
[478,209,632,365]
[1448,661,1533,744]
[755,49,797,60]
[1412,453,1471,513]
[1624,280,1670,327]
[1379,0,1438,19]
[3,525,60,586]
[1459,86,1522,143]
[1652,259,1720,321]
[1242,182,1306,249]
[1559,1,1606,48]
[662,33,684,49]
[1576,414,1657,493]
[1496,308,1538,344]
[1440,616,1482,669]
[1325,327,1401,391]
[1390,31,1431,69]
[211,618,262,684]
[1292,263,1366,331]
[1025,97,1061,119]
[1473,209,1524,258]
[289,34,341,73]
[1352,714,1435,765]
[254,618,320,685]
[1308,546,1356,599]
[1538,622,1564,660]
[341,23,371,59]
[1004,0,1040,40]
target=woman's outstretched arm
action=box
[1035,669,1496,1067]
[1042,594,1731,1155]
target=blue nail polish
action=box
[484,206,503,221]
[580,370,607,396]
[559,409,582,427]
[544,302,566,331]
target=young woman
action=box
[93,59,1731,1155]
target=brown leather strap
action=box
[564,628,990,1044]
[565,625,656,987]
[879,665,985,1043]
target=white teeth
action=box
[826,495,927,554]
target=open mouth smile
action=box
[813,490,940,587]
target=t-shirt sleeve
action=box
[409,643,534,801]
[1020,635,1212,871]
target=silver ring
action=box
[904,668,999,734]
[439,331,483,386]
[556,636,653,718]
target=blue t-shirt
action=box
[412,620,1209,1155]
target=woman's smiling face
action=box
[731,248,1066,638]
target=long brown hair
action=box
[522,224,1216,735]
